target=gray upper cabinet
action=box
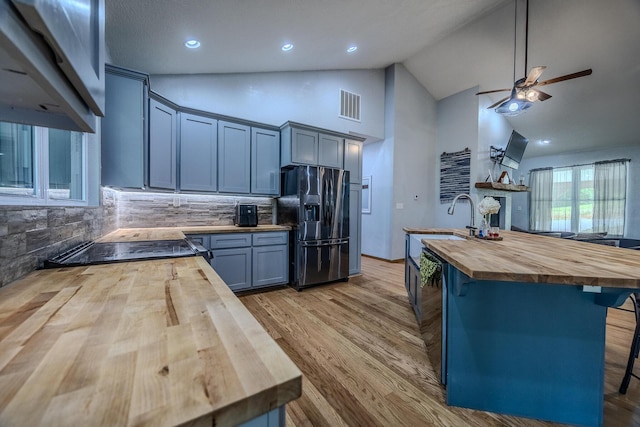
[149,97,177,189]
[180,113,217,192]
[290,128,318,165]
[218,120,251,194]
[251,127,280,195]
[281,123,347,169]
[318,133,344,168]
[102,65,148,189]
[344,139,363,184]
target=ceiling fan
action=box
[476,0,592,116]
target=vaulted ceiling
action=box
[105,0,640,158]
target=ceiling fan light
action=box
[495,98,534,116]
[526,90,539,101]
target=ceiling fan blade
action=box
[522,66,547,86]
[476,88,512,95]
[537,69,593,86]
[487,96,510,109]
[535,89,552,101]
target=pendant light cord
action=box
[513,0,517,82]
[524,0,529,77]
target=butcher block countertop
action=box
[404,228,640,289]
[0,256,302,426]
[97,225,291,242]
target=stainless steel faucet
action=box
[448,193,476,236]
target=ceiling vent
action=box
[339,89,361,122]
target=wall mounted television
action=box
[500,130,528,169]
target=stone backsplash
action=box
[0,189,117,287]
[113,191,274,228]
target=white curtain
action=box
[529,168,553,231]
[593,160,628,235]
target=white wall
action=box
[361,64,438,260]
[433,87,480,228]
[390,64,438,259]
[512,145,640,239]
[150,70,385,140]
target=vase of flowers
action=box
[478,196,501,238]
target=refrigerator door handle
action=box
[300,239,349,248]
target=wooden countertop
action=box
[98,225,291,242]
[0,256,302,426]
[404,228,640,289]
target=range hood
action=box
[0,0,105,133]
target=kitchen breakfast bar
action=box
[405,228,640,427]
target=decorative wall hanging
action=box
[440,148,471,204]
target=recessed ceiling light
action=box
[347,45,358,53]
[540,139,551,145]
[185,39,201,49]
[281,43,293,52]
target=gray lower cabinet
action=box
[218,120,251,194]
[251,127,280,195]
[204,232,289,292]
[349,183,362,275]
[211,247,252,292]
[180,113,217,192]
[102,65,148,188]
[149,97,177,189]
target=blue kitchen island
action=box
[404,228,640,427]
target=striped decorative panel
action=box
[440,148,471,203]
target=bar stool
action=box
[619,292,640,394]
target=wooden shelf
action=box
[475,182,529,192]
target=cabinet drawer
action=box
[185,234,210,248]
[252,231,289,246]
[210,233,251,249]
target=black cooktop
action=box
[44,239,202,268]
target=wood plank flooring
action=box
[240,256,640,426]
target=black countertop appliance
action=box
[234,204,258,227]
[43,239,212,268]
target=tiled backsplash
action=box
[0,189,117,287]
[113,191,274,228]
[0,188,275,287]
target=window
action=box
[0,121,86,205]
[529,160,628,235]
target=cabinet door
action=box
[349,184,361,275]
[102,68,146,188]
[149,98,177,189]
[218,120,250,193]
[180,113,217,192]
[251,128,280,195]
[252,245,288,288]
[318,133,344,168]
[344,139,363,184]
[211,247,252,291]
[291,128,318,165]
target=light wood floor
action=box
[240,256,640,426]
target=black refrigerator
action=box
[277,166,350,290]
